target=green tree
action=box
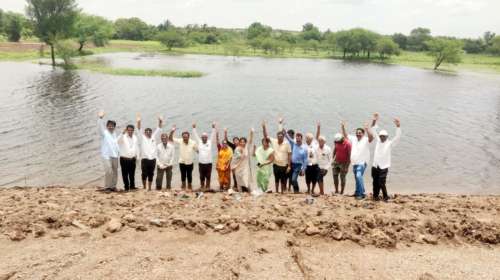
[407,27,432,51]
[247,22,271,40]
[158,19,174,32]
[336,30,357,58]
[75,13,114,52]
[392,33,408,50]
[426,38,463,70]
[157,30,187,50]
[487,36,500,55]
[0,9,5,35]
[376,37,400,59]
[248,37,262,54]
[301,22,321,41]
[55,39,77,67]
[4,12,25,42]
[462,38,485,54]
[483,31,496,47]
[26,0,79,66]
[114,17,149,40]
[351,28,379,58]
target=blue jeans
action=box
[291,163,303,193]
[353,163,367,197]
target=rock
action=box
[0,271,17,280]
[71,220,89,230]
[316,210,323,216]
[229,223,240,231]
[33,224,46,238]
[57,231,71,238]
[371,229,396,248]
[7,230,25,241]
[423,235,438,245]
[266,222,278,231]
[331,230,343,241]
[79,232,91,238]
[106,218,122,233]
[214,224,225,231]
[149,218,166,227]
[305,225,320,236]
[136,225,148,232]
[45,202,60,209]
[123,214,136,223]
[273,218,286,227]
[194,223,207,235]
[256,248,269,254]
[418,273,437,280]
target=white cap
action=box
[334,133,343,142]
[379,130,389,136]
[201,132,208,137]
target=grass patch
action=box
[74,61,203,78]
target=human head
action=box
[305,133,314,145]
[160,133,169,144]
[295,132,303,145]
[201,132,208,144]
[222,139,228,148]
[126,124,134,137]
[379,130,389,143]
[262,137,270,149]
[277,131,284,143]
[356,128,365,140]
[144,127,152,138]
[232,137,239,146]
[106,120,116,133]
[239,137,247,148]
[334,133,343,143]
[318,135,326,147]
[287,129,295,139]
[182,131,190,143]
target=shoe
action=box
[355,195,366,200]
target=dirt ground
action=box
[1,187,499,280]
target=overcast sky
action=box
[2,0,498,38]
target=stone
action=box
[123,214,136,223]
[194,223,207,235]
[332,230,343,241]
[57,231,71,238]
[106,218,122,233]
[214,224,225,231]
[229,223,240,231]
[0,271,17,280]
[71,220,89,230]
[33,224,46,238]
[136,225,148,232]
[273,218,286,227]
[305,225,320,236]
[7,230,25,241]
[149,218,166,227]
[423,235,438,245]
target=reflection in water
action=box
[0,54,500,194]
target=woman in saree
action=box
[216,129,233,191]
[231,128,254,192]
[253,138,274,192]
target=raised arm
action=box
[168,125,176,142]
[136,113,143,139]
[392,118,402,147]
[215,129,220,146]
[365,122,374,143]
[192,122,201,143]
[262,120,269,140]
[369,113,380,142]
[341,121,348,140]
[210,122,217,145]
[97,111,106,136]
[315,121,321,140]
[248,128,254,149]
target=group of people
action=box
[97,111,401,201]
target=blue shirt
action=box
[286,134,308,171]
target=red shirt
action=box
[334,139,351,163]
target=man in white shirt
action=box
[156,132,175,190]
[370,114,402,201]
[137,115,163,191]
[169,125,198,191]
[192,122,216,191]
[262,119,292,194]
[97,111,119,192]
[305,122,321,195]
[118,118,140,191]
[316,135,332,196]
[342,119,374,200]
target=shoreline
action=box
[1,186,499,279]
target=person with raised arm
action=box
[117,115,140,191]
[332,123,352,195]
[97,111,120,192]
[169,124,197,191]
[156,131,175,191]
[137,115,163,191]
[231,128,254,192]
[342,118,374,200]
[316,134,332,196]
[192,122,216,191]
[370,113,402,202]
[224,129,240,190]
[282,121,308,194]
[253,129,275,192]
[216,128,233,191]
[263,119,291,194]
[304,122,321,195]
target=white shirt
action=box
[316,144,332,170]
[306,140,319,166]
[348,135,370,165]
[98,119,119,159]
[118,133,139,159]
[138,128,161,160]
[371,127,402,169]
[156,142,175,168]
[193,128,216,164]
[173,138,197,165]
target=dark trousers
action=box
[141,159,156,182]
[120,157,136,190]
[305,164,319,185]
[199,163,212,188]
[372,166,389,200]
[179,163,193,185]
[291,163,303,193]
[156,166,173,190]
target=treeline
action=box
[2,0,500,69]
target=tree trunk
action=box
[343,49,346,58]
[368,51,371,59]
[50,44,55,67]
[78,42,84,52]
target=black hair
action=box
[287,129,295,136]
[126,124,135,130]
[232,137,239,141]
[262,137,270,144]
[106,120,116,128]
[182,131,190,137]
[145,128,152,132]
[240,137,247,143]
[296,132,303,138]
[356,128,365,134]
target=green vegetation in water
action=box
[74,61,203,78]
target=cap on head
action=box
[379,130,389,136]
[334,133,343,142]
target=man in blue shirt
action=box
[285,130,308,193]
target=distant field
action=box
[1,40,500,74]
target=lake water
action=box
[1,52,500,194]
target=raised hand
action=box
[136,113,141,122]
[171,125,177,132]
[373,112,379,121]
[212,122,216,129]
[98,111,105,118]
[192,122,196,129]
[278,117,283,124]
[394,118,401,127]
